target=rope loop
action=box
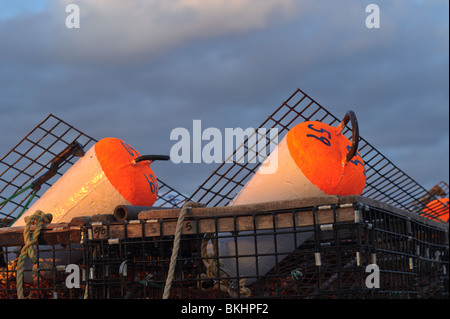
[16,210,52,299]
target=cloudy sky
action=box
[0,0,448,197]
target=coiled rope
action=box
[16,210,52,299]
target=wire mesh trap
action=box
[0,114,188,227]
[2,195,444,299]
[188,88,449,222]
[0,115,96,226]
[1,88,448,299]
[0,242,86,299]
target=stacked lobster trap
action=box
[81,195,448,299]
[1,88,449,299]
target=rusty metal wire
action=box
[0,114,97,225]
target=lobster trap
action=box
[1,195,448,299]
[80,196,448,299]
[1,88,449,299]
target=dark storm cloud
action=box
[0,0,448,195]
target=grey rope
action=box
[162,201,203,299]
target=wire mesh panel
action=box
[0,244,86,299]
[153,178,188,208]
[188,88,449,221]
[0,114,97,226]
[358,202,449,298]
[0,223,85,299]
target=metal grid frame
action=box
[0,242,85,299]
[0,114,97,225]
[153,178,188,208]
[357,203,449,298]
[188,88,448,221]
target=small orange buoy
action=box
[12,137,160,226]
[95,137,159,207]
[423,198,449,222]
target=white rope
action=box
[162,201,203,299]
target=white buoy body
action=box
[229,137,327,206]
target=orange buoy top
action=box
[423,198,449,222]
[286,121,366,196]
[95,138,158,206]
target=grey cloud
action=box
[0,0,448,194]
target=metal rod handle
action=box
[337,111,359,164]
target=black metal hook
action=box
[133,155,170,164]
[337,111,359,164]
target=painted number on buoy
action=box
[306,124,331,146]
[346,145,366,175]
[121,141,140,157]
[144,173,157,194]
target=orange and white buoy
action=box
[231,111,366,205]
[12,137,159,226]
[5,138,165,283]
[218,111,367,284]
